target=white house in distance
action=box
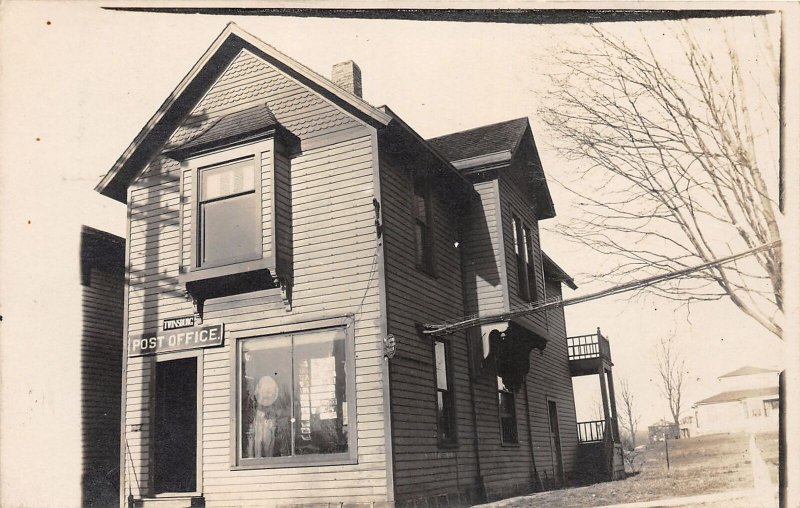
[692,366,780,435]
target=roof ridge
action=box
[427,116,529,141]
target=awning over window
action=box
[166,104,283,159]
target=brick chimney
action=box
[331,61,362,98]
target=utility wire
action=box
[423,240,781,336]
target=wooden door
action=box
[548,400,564,486]
[153,357,197,493]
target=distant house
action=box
[692,366,780,435]
[647,419,680,442]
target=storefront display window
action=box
[238,326,351,465]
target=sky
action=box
[0,2,790,429]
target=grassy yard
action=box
[755,431,780,485]
[497,433,754,508]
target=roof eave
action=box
[542,251,577,290]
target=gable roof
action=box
[95,23,392,203]
[719,366,779,379]
[427,118,529,163]
[427,117,555,219]
[695,386,779,405]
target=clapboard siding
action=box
[462,179,507,318]
[81,260,124,508]
[379,155,481,504]
[122,41,388,506]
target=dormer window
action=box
[198,156,261,268]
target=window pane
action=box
[501,416,518,443]
[414,179,428,224]
[201,193,260,265]
[512,217,520,255]
[415,222,425,267]
[522,227,531,263]
[201,158,255,201]
[434,341,448,391]
[241,337,293,459]
[293,329,348,456]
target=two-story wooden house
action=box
[96,23,617,508]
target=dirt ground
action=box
[491,432,778,508]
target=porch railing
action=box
[577,420,606,443]
[567,330,611,361]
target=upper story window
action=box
[512,214,537,302]
[198,156,261,268]
[413,176,435,274]
[497,375,518,444]
[512,215,531,301]
[173,105,295,308]
[434,340,457,446]
[523,225,537,301]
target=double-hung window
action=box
[512,215,537,302]
[434,340,457,445]
[413,176,435,274]
[512,215,531,301]
[497,375,518,444]
[237,322,356,467]
[197,156,261,268]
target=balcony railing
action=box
[577,420,606,443]
[567,330,611,362]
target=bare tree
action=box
[655,336,686,430]
[540,19,783,338]
[617,377,640,448]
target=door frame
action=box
[546,396,565,486]
[148,350,204,496]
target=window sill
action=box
[232,454,357,470]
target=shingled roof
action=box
[427,117,529,162]
[719,366,779,379]
[695,386,778,405]
[166,104,280,158]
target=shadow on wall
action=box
[80,226,125,506]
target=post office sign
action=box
[129,323,224,356]
[163,316,195,331]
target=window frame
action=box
[512,214,531,301]
[230,316,358,470]
[497,375,519,445]
[181,141,273,282]
[412,175,436,276]
[524,224,538,301]
[433,338,458,447]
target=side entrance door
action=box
[548,399,564,486]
